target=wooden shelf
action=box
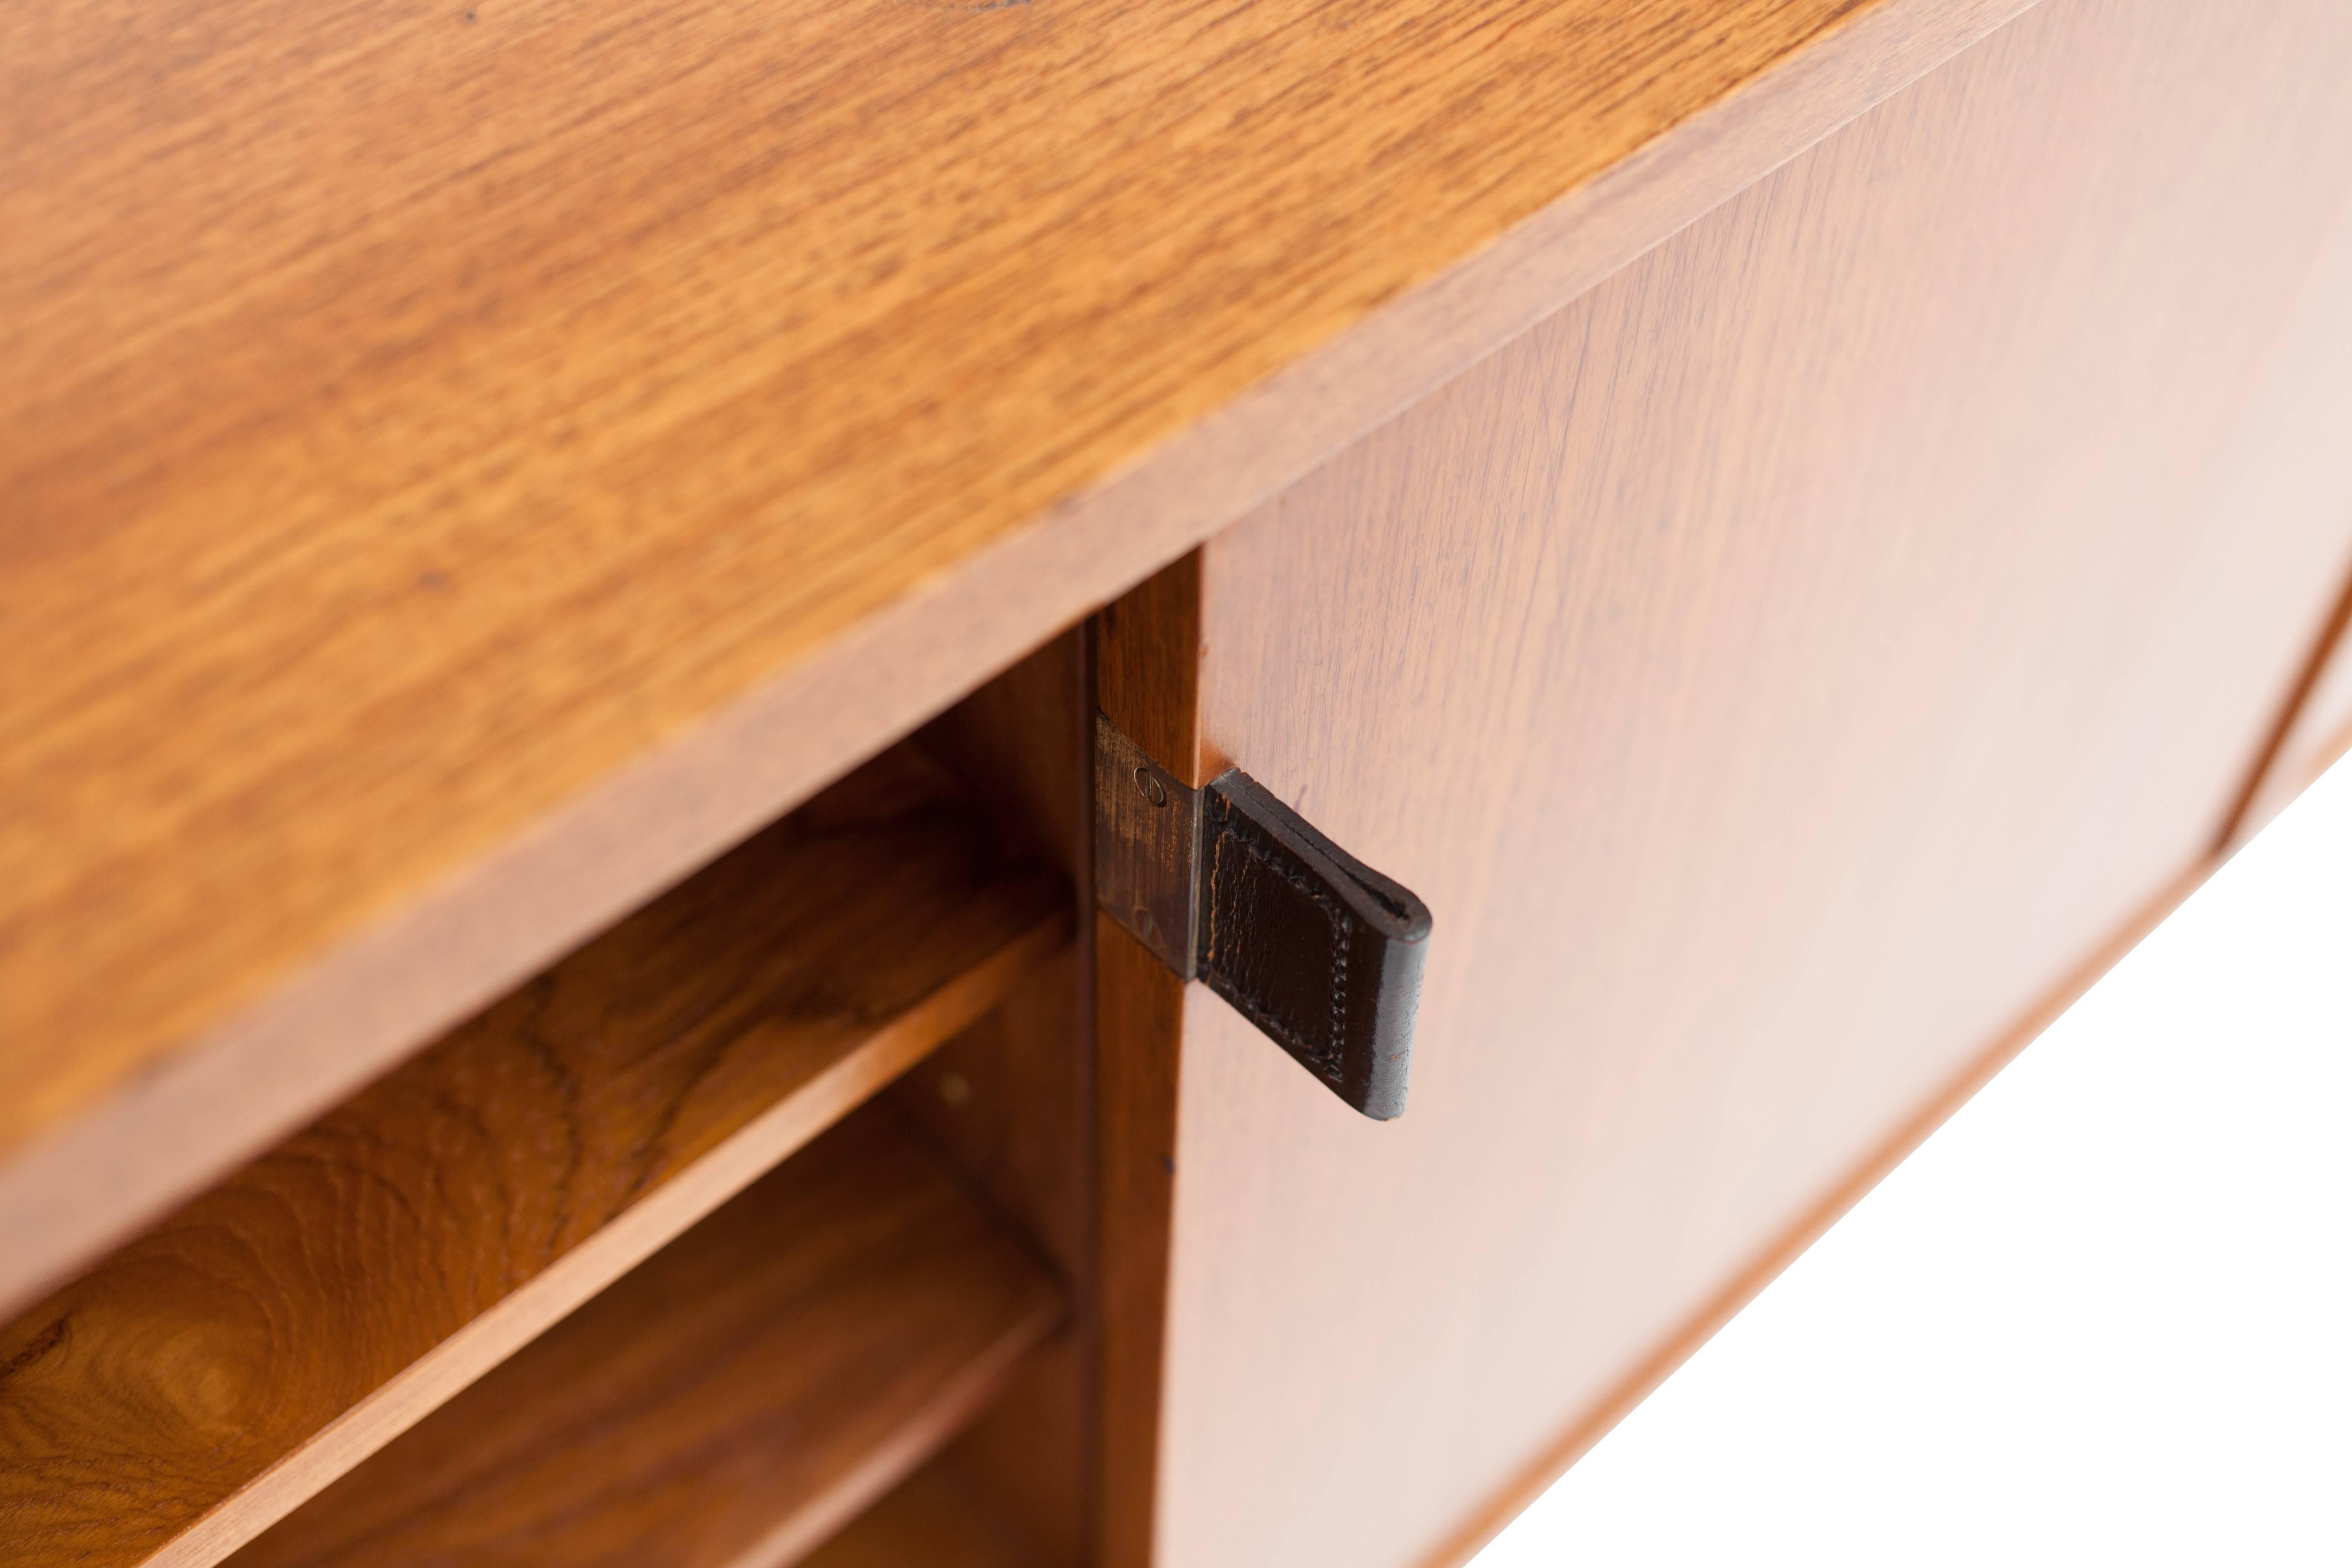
[227,1104,1064,1568]
[0,743,1068,1568]
[799,1456,1046,1568]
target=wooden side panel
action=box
[227,1106,1063,1568]
[2202,195,2352,845]
[2243,613,2352,838]
[2226,567,2352,846]
[0,744,1068,1568]
[1139,3,2352,1564]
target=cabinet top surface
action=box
[0,0,1875,1156]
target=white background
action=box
[1474,755,2352,1565]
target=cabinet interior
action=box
[0,632,1096,1568]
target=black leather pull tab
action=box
[1194,772,1431,1120]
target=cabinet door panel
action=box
[1138,1,2352,1564]
[2243,611,2352,840]
[2205,191,2352,846]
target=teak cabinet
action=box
[7,0,2352,1565]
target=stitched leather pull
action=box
[1195,772,1431,1120]
[1094,712,1432,1119]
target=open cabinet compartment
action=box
[227,1101,1063,1568]
[0,636,1094,1568]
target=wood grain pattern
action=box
[227,1105,1065,1568]
[798,1455,1043,1568]
[1093,919,1191,1568]
[899,631,1098,1568]
[0,742,1068,1567]
[0,0,2041,1305]
[1096,554,1206,793]
[917,632,1092,888]
[894,963,1096,1568]
[1119,3,2352,1563]
[933,1339,1089,1568]
[1421,856,2215,1568]
[1091,561,1204,1568]
[2195,191,2352,848]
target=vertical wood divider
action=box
[1093,552,1204,1568]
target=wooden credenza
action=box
[7,1,2352,1565]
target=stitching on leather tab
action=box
[1215,800,1350,1080]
